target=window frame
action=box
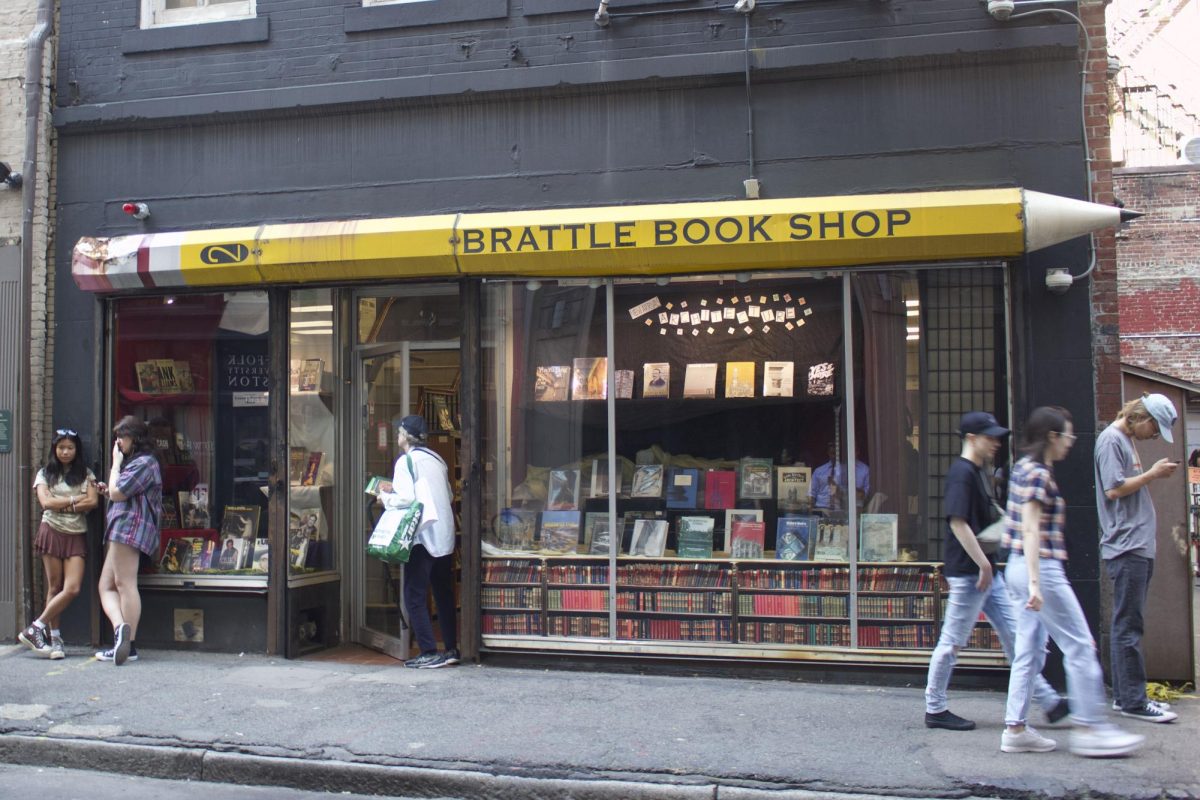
[140,0,257,30]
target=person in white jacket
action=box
[379,415,459,668]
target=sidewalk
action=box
[1,643,1197,800]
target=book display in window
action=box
[538,510,582,554]
[676,515,715,559]
[642,363,669,398]
[616,561,732,642]
[628,519,668,557]
[776,515,816,561]
[776,466,812,512]
[534,366,571,402]
[704,470,736,509]
[614,370,635,399]
[219,505,262,569]
[481,558,545,636]
[730,519,766,559]
[724,362,755,398]
[179,485,211,529]
[571,357,608,400]
[583,513,613,555]
[161,495,181,530]
[547,469,580,511]
[682,363,717,398]
[738,457,773,500]
[491,508,539,553]
[301,452,324,487]
[630,465,664,498]
[297,359,323,392]
[722,509,763,551]
[762,361,794,397]
[857,565,938,648]
[859,513,899,562]
[589,459,609,498]
[664,467,699,509]
[812,515,850,562]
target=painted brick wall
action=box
[1114,165,1200,384]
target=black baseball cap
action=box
[397,415,428,440]
[959,411,1010,438]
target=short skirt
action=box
[34,522,87,560]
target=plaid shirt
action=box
[1003,456,1069,561]
[105,453,163,557]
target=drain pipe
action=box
[19,0,54,625]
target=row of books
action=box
[618,562,731,588]
[482,613,543,635]
[737,622,851,647]
[737,594,849,618]
[616,618,732,642]
[617,590,732,614]
[857,596,936,619]
[858,624,938,649]
[481,560,543,584]
[543,462,812,509]
[134,359,195,395]
[858,566,936,592]
[547,589,609,611]
[534,358,828,402]
[159,535,268,574]
[546,563,608,585]
[547,616,609,637]
[480,587,543,609]
[738,566,851,590]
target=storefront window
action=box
[289,289,336,578]
[112,291,271,584]
[480,267,1010,657]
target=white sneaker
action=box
[1001,726,1057,753]
[1070,726,1145,758]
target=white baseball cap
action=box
[1142,393,1178,443]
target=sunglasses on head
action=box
[55,428,77,437]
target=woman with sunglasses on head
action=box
[19,429,99,659]
[94,416,163,666]
[1001,406,1143,757]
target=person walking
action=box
[95,416,163,666]
[1002,406,1143,757]
[1095,394,1180,723]
[924,412,1069,731]
[379,415,459,669]
[18,428,99,659]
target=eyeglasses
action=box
[1056,431,1077,442]
[55,428,77,437]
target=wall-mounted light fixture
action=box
[594,0,609,27]
[122,202,151,220]
[587,277,604,289]
[526,280,543,292]
[735,272,751,284]
[0,162,22,189]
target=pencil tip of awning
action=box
[1119,209,1144,222]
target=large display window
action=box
[112,291,272,588]
[480,267,1010,659]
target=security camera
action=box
[987,0,1015,20]
[1045,268,1073,294]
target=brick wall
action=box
[1114,165,1200,384]
[1082,0,1120,426]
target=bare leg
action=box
[40,556,85,628]
[39,555,64,629]
[99,542,143,637]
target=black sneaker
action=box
[18,624,51,657]
[442,648,461,666]
[1045,698,1071,725]
[925,709,976,731]
[1120,702,1178,724]
[404,651,443,669]
[113,623,132,666]
[96,646,139,663]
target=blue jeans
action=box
[1004,554,1108,727]
[1106,553,1153,711]
[925,571,1061,714]
[403,544,458,655]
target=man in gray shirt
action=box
[1094,393,1180,724]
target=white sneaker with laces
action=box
[1070,726,1144,757]
[1001,726,1057,753]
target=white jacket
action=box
[382,446,455,557]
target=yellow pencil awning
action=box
[72,188,1128,293]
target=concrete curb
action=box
[0,733,978,800]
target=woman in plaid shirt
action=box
[94,416,162,666]
[1001,406,1143,758]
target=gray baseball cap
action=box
[1141,393,1177,443]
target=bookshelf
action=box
[481,557,1004,655]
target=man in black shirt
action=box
[924,411,1068,731]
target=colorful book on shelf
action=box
[859,513,899,562]
[724,361,755,398]
[193,539,216,572]
[776,466,812,512]
[153,359,181,394]
[722,509,764,551]
[571,357,608,400]
[664,467,700,509]
[676,515,715,559]
[174,360,194,393]
[158,537,192,574]
[301,452,323,486]
[776,515,816,561]
[174,432,194,464]
[178,487,211,529]
[160,495,181,530]
[135,361,162,394]
[739,457,773,500]
[762,361,794,397]
[614,370,635,399]
[682,363,718,398]
[812,516,850,562]
[289,508,322,568]
[251,538,270,572]
[215,537,244,571]
[642,362,670,398]
[547,468,580,510]
[704,470,737,509]
[363,475,391,496]
[538,510,582,554]
[219,505,262,550]
[583,512,613,555]
[289,447,307,485]
[493,508,539,552]
[628,518,669,557]
[533,366,571,402]
[630,464,664,498]
[730,520,766,559]
[298,358,323,392]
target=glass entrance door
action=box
[352,285,462,659]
